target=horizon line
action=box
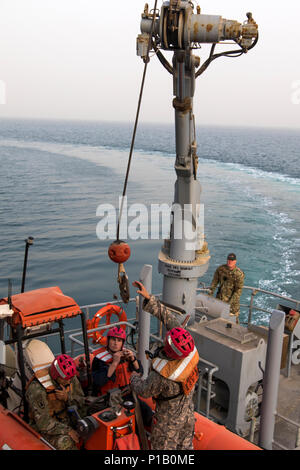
[0,115,300,132]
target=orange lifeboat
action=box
[0,405,52,450]
[193,413,260,450]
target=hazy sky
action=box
[0,0,299,129]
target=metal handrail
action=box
[68,320,164,357]
[68,284,299,356]
[69,321,137,356]
[79,285,299,326]
[197,285,300,326]
[242,286,299,306]
[273,412,300,450]
[62,283,300,359]
[195,357,219,419]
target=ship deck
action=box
[272,363,300,450]
[249,363,300,450]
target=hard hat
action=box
[50,354,77,380]
[107,326,126,341]
[164,327,195,359]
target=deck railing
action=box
[273,413,300,450]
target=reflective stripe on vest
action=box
[152,347,199,383]
[28,364,72,420]
[32,362,56,392]
[96,349,113,362]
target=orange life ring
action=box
[86,304,127,345]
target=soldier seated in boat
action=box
[209,253,245,324]
[26,354,87,450]
[130,281,199,451]
[91,327,153,426]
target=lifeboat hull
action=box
[193,412,260,450]
[0,405,51,450]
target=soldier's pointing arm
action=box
[142,295,182,330]
[130,370,165,398]
[133,281,181,330]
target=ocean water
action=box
[0,118,299,326]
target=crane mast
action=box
[137,1,258,322]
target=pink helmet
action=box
[107,326,126,341]
[50,354,77,380]
[164,327,195,359]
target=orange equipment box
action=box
[84,407,136,450]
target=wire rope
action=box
[116,1,159,241]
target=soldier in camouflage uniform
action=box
[209,253,245,324]
[130,281,198,451]
[26,354,87,450]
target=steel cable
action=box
[116,1,159,241]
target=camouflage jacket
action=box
[210,264,244,313]
[26,375,87,437]
[130,296,195,422]
[142,294,182,330]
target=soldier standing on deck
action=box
[130,281,199,451]
[209,253,245,324]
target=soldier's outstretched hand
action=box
[132,281,150,300]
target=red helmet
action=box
[107,326,126,341]
[50,354,77,380]
[164,327,195,359]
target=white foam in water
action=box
[0,138,172,198]
[1,137,299,323]
[205,161,300,324]
[201,157,300,187]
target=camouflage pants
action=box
[150,412,195,450]
[216,293,240,319]
[44,433,78,450]
[230,313,240,324]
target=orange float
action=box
[87,304,127,345]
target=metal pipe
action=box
[258,309,285,450]
[69,321,137,353]
[275,412,300,429]
[206,366,218,418]
[5,327,61,345]
[285,332,294,378]
[249,417,256,443]
[248,290,256,324]
[16,324,28,422]
[21,236,34,293]
[79,286,300,314]
[242,286,300,305]
[296,427,300,448]
[58,320,66,354]
[137,265,152,378]
[196,370,204,413]
[0,320,4,342]
[80,312,92,393]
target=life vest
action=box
[151,346,199,396]
[26,361,72,420]
[94,347,132,396]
